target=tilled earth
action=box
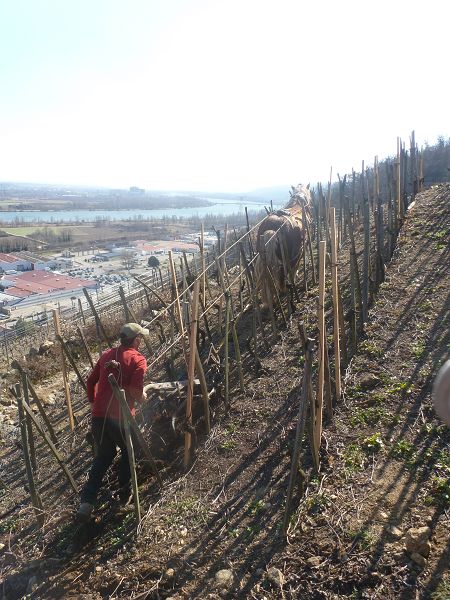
[0,185,448,599]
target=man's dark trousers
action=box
[81,417,138,504]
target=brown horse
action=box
[254,183,312,307]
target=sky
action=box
[0,0,448,193]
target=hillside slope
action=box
[0,185,448,599]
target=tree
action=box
[147,255,160,268]
[14,317,35,336]
[121,249,136,270]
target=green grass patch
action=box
[411,341,426,359]
[346,526,376,550]
[359,340,384,358]
[343,444,366,475]
[392,439,417,465]
[361,433,384,453]
[430,578,450,600]
[349,406,391,427]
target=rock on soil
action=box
[405,526,432,558]
[214,569,234,589]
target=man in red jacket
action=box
[76,322,149,522]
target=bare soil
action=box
[0,185,448,599]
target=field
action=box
[0,223,185,248]
[0,184,448,599]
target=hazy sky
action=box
[0,0,448,192]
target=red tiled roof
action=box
[4,271,96,295]
[0,253,24,263]
[4,287,33,297]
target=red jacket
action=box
[87,346,147,420]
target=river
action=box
[0,198,278,224]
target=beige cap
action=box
[120,322,150,339]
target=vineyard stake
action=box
[77,325,94,369]
[18,390,79,494]
[184,279,200,469]
[329,208,342,402]
[13,383,43,526]
[108,374,162,487]
[12,361,58,444]
[282,339,313,536]
[53,309,75,430]
[315,241,326,449]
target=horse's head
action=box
[287,183,311,210]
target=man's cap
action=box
[120,322,150,339]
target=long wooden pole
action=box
[315,241,326,449]
[200,223,207,307]
[184,279,200,469]
[14,383,43,525]
[396,137,402,224]
[282,340,313,536]
[362,167,370,324]
[83,288,112,346]
[168,250,189,369]
[53,309,75,430]
[18,392,79,493]
[107,381,141,523]
[77,325,94,369]
[56,334,87,392]
[329,208,341,403]
[12,361,58,444]
[21,371,37,472]
[108,374,162,487]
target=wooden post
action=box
[238,252,244,313]
[119,286,153,356]
[315,241,326,449]
[184,279,200,469]
[396,137,402,224]
[14,383,43,525]
[418,148,424,192]
[349,251,358,355]
[83,288,112,346]
[182,251,193,282]
[223,267,245,393]
[77,325,94,369]
[12,361,58,444]
[108,382,141,523]
[200,223,207,307]
[402,142,408,213]
[78,298,86,325]
[343,194,362,331]
[123,400,141,524]
[323,335,333,419]
[282,340,313,536]
[303,205,316,285]
[56,334,87,392]
[224,291,231,409]
[53,309,75,430]
[168,251,189,369]
[329,208,341,403]
[410,130,416,199]
[19,393,78,493]
[21,371,37,473]
[195,347,211,434]
[119,285,132,322]
[108,374,162,487]
[362,180,370,325]
[245,207,255,259]
[133,275,169,310]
